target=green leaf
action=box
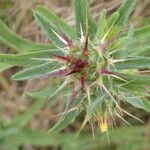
[118,74,150,85]
[0,126,148,149]
[48,109,78,133]
[87,96,105,117]
[0,19,52,52]
[35,6,76,39]
[127,25,150,55]
[88,15,97,39]
[33,11,65,48]
[133,25,150,39]
[143,99,150,112]
[122,25,150,40]
[108,12,120,28]
[113,25,150,57]
[113,57,150,70]
[74,0,88,37]
[96,9,107,39]
[128,41,150,56]
[28,86,55,100]
[28,80,67,101]
[74,0,97,38]
[0,62,13,72]
[124,96,145,109]
[124,95,150,112]
[0,49,62,67]
[117,0,136,27]
[127,23,134,41]
[11,62,60,81]
[0,53,41,66]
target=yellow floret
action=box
[99,118,108,133]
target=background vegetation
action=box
[0,0,150,150]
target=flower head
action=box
[9,0,150,133]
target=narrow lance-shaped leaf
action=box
[74,0,88,37]
[116,74,150,85]
[142,99,150,112]
[117,0,136,27]
[11,62,60,81]
[127,25,150,55]
[33,11,66,48]
[129,25,150,40]
[113,25,150,57]
[48,109,79,133]
[124,96,145,109]
[113,57,150,70]
[27,79,68,101]
[88,15,97,39]
[28,86,56,100]
[123,93,150,112]
[96,9,107,39]
[0,19,52,52]
[0,49,62,67]
[74,0,97,38]
[35,6,76,39]
[105,12,121,41]
[121,25,150,39]
[0,62,13,72]
[87,96,105,117]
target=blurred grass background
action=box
[0,0,150,150]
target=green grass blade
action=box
[0,19,52,52]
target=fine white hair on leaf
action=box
[51,28,68,45]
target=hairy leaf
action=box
[0,62,13,72]
[0,49,62,67]
[33,11,66,48]
[35,6,76,39]
[74,0,97,38]
[48,109,78,133]
[0,19,52,52]
[117,0,136,27]
[114,57,150,70]
[11,62,60,80]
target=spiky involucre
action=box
[0,0,149,134]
